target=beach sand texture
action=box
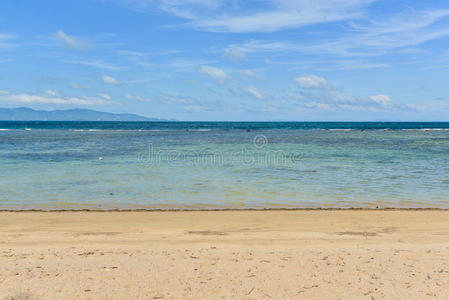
[1,210,449,299]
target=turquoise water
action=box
[1,122,449,209]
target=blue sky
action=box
[1,0,449,121]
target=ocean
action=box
[1,121,449,210]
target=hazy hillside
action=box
[0,107,164,121]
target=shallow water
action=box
[1,122,449,209]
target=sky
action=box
[1,0,449,121]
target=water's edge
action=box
[1,207,448,212]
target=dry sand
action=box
[0,210,449,299]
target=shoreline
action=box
[1,206,449,212]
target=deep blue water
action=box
[2,121,449,131]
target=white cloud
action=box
[125,78,156,84]
[221,40,296,62]
[102,75,120,85]
[337,61,390,70]
[163,96,193,104]
[225,40,296,55]
[0,33,18,48]
[199,7,362,32]
[106,0,378,33]
[305,102,331,110]
[297,90,393,111]
[245,86,266,99]
[117,50,148,57]
[287,77,395,112]
[397,48,428,55]
[266,58,390,70]
[149,0,374,33]
[107,1,449,63]
[45,90,61,97]
[183,105,207,112]
[170,59,216,69]
[118,49,180,56]
[0,34,15,39]
[218,9,449,59]
[237,69,255,77]
[0,92,110,106]
[124,93,151,102]
[109,1,449,61]
[97,93,111,100]
[64,59,123,70]
[302,9,449,56]
[54,30,88,50]
[198,65,227,84]
[69,82,90,90]
[295,75,327,89]
[370,94,391,106]
[118,50,154,68]
[118,49,181,67]
[161,92,198,106]
[223,46,247,63]
[0,90,9,95]
[406,103,428,111]
[354,10,449,51]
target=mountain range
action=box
[0,107,166,121]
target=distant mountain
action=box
[0,107,166,121]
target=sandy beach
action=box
[1,210,449,299]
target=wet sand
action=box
[1,210,449,299]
